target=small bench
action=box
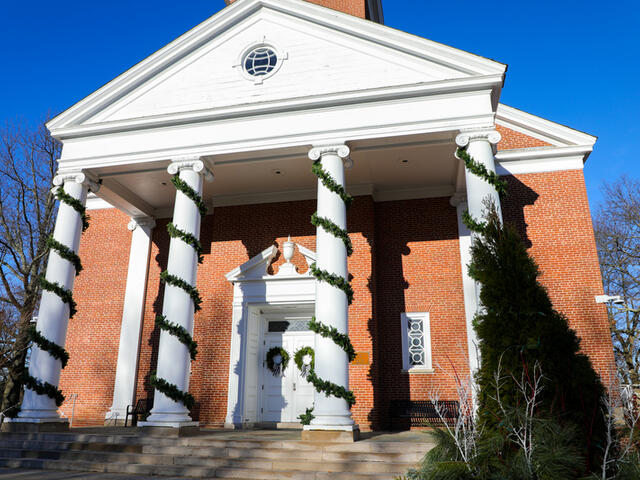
[125,398,152,427]
[389,400,459,429]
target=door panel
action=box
[261,327,315,423]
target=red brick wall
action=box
[58,209,132,426]
[225,0,367,18]
[374,197,470,429]
[502,170,615,383]
[497,125,551,150]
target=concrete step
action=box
[5,447,414,474]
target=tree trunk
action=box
[1,310,34,417]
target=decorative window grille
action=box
[244,47,278,77]
[400,312,432,371]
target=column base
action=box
[2,418,69,433]
[302,424,360,443]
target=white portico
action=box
[6,0,516,437]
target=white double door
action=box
[261,330,315,423]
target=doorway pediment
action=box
[225,241,316,282]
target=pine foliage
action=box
[470,206,606,469]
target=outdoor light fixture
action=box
[595,295,624,305]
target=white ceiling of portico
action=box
[98,133,459,215]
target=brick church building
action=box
[10,0,613,435]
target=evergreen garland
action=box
[152,173,206,410]
[309,318,356,362]
[307,370,356,408]
[155,315,198,361]
[39,276,77,318]
[46,236,83,275]
[171,176,208,217]
[456,147,508,234]
[160,271,203,312]
[27,326,69,368]
[311,160,354,209]
[22,373,65,407]
[309,263,354,305]
[167,222,204,264]
[55,186,90,232]
[311,213,353,256]
[456,148,508,198]
[24,185,90,407]
[150,373,195,409]
[309,156,357,408]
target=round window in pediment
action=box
[244,46,278,77]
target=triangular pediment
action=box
[47,0,505,137]
[226,242,316,282]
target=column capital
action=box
[455,129,502,148]
[168,157,214,182]
[128,217,156,232]
[309,144,352,168]
[53,171,100,193]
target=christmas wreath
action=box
[266,347,290,376]
[294,346,315,378]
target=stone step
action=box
[0,457,404,479]
[5,448,414,474]
[0,439,145,453]
[141,444,422,462]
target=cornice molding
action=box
[51,76,503,141]
[496,104,596,147]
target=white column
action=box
[454,129,502,381]
[306,144,356,432]
[106,217,155,424]
[141,158,212,429]
[13,172,96,425]
[456,129,503,223]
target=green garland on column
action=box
[25,185,89,407]
[151,174,207,409]
[456,147,507,234]
[308,159,357,408]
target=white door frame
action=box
[224,244,317,429]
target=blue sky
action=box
[1,0,637,209]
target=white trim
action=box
[496,104,597,147]
[86,194,115,210]
[495,145,591,175]
[400,312,432,371]
[52,77,502,141]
